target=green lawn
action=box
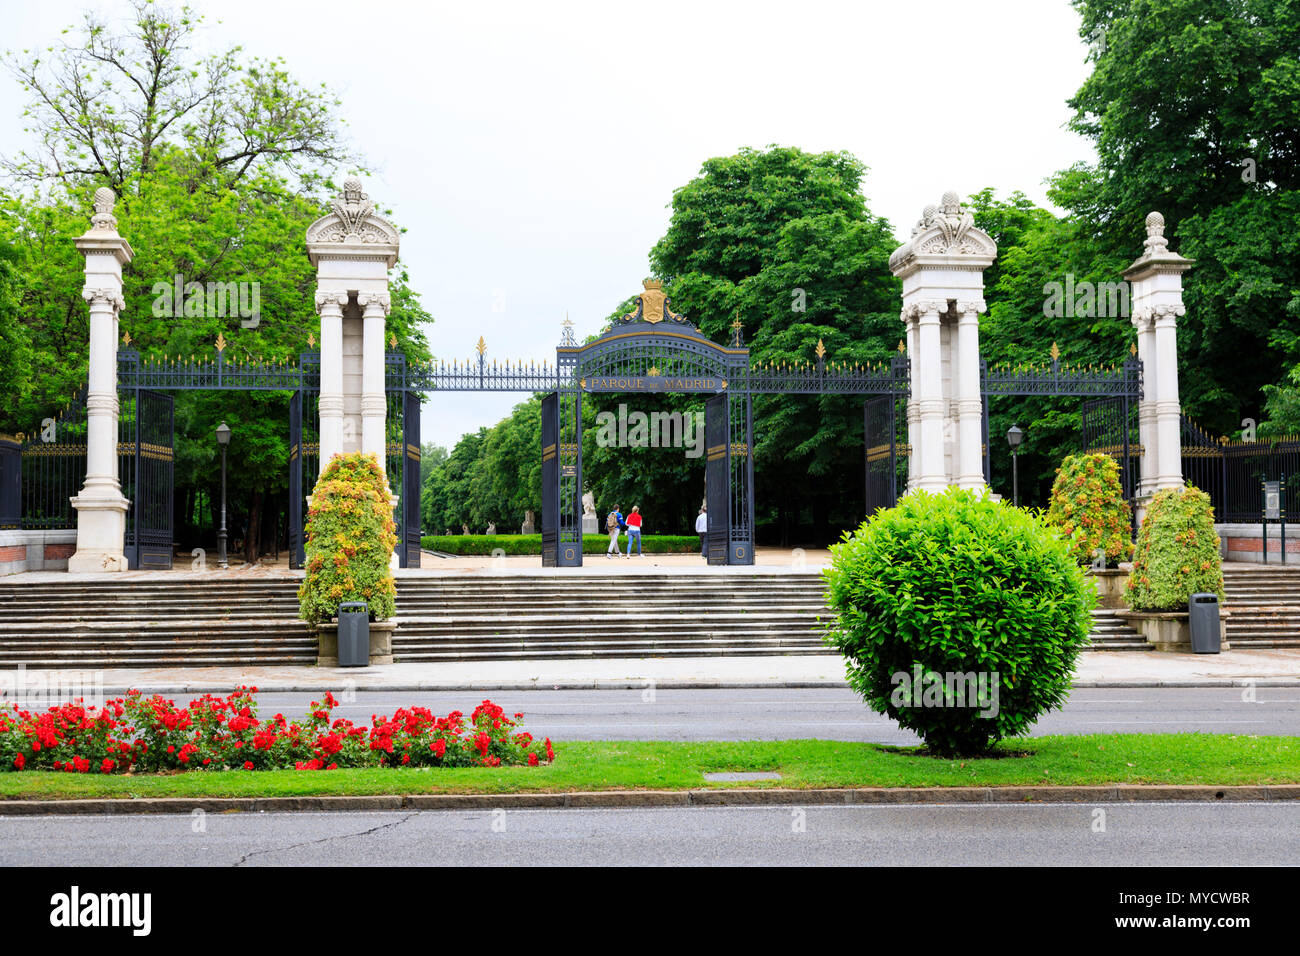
[1,734,1296,799]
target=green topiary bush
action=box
[299,452,397,625]
[1044,453,1134,566]
[823,488,1096,757]
[1125,484,1224,611]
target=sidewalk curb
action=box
[1,784,1297,815]
[53,678,1300,694]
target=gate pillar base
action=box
[68,484,130,573]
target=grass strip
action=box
[0,734,1296,800]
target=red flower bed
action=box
[0,688,555,773]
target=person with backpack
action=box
[625,505,643,558]
[605,505,624,558]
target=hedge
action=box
[418,534,701,555]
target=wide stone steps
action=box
[1221,567,1300,647]
[0,574,1157,667]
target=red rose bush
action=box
[0,688,555,773]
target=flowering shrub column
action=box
[299,452,397,624]
[1044,453,1134,566]
[1126,485,1225,611]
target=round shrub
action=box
[1045,453,1134,565]
[823,488,1096,757]
[1125,484,1224,611]
[299,452,397,625]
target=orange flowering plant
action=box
[1125,485,1225,612]
[299,452,397,624]
[1044,453,1134,566]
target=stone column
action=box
[904,309,920,491]
[69,188,133,573]
[305,177,400,485]
[1153,304,1185,489]
[316,292,347,475]
[1123,211,1192,504]
[954,300,986,489]
[1132,310,1158,498]
[914,301,947,491]
[360,293,390,462]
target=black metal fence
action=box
[1182,417,1300,522]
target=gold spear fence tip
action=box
[308,333,316,348]
[1050,341,1061,361]
[476,336,487,357]
[215,332,226,352]
[389,333,398,349]
[815,339,827,360]
[897,340,905,354]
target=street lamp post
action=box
[1006,424,1024,508]
[216,422,231,569]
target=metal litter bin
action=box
[1188,593,1221,654]
[337,601,370,667]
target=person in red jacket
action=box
[625,505,643,557]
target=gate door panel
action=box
[864,394,899,516]
[289,390,304,569]
[129,389,174,570]
[401,390,422,568]
[705,393,729,565]
[541,392,560,567]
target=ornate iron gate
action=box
[400,389,422,568]
[124,388,174,570]
[540,392,560,567]
[864,393,901,515]
[705,393,729,565]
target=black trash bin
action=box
[337,601,370,667]
[1188,593,1221,654]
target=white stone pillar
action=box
[889,191,997,497]
[904,310,920,491]
[69,188,133,573]
[915,301,947,491]
[1153,305,1184,489]
[305,177,400,485]
[1123,211,1192,503]
[360,293,390,462]
[316,292,346,475]
[1132,311,1158,498]
[955,300,986,489]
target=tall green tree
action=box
[1,2,430,560]
[649,146,901,543]
[1065,0,1300,435]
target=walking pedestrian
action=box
[695,505,708,559]
[605,506,624,557]
[625,505,643,557]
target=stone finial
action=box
[90,186,118,231]
[1144,210,1169,256]
[330,176,375,237]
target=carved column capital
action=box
[81,286,125,311]
[314,291,349,314]
[358,292,391,315]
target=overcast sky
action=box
[2,0,1096,449]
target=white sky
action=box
[1,0,1096,449]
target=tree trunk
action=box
[245,490,263,565]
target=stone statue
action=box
[461,523,469,535]
[331,176,375,237]
[580,490,599,535]
[521,510,536,534]
[485,522,497,535]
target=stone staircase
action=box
[0,572,1145,668]
[1222,565,1300,647]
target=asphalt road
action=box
[2,803,1295,866]
[248,687,1300,743]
